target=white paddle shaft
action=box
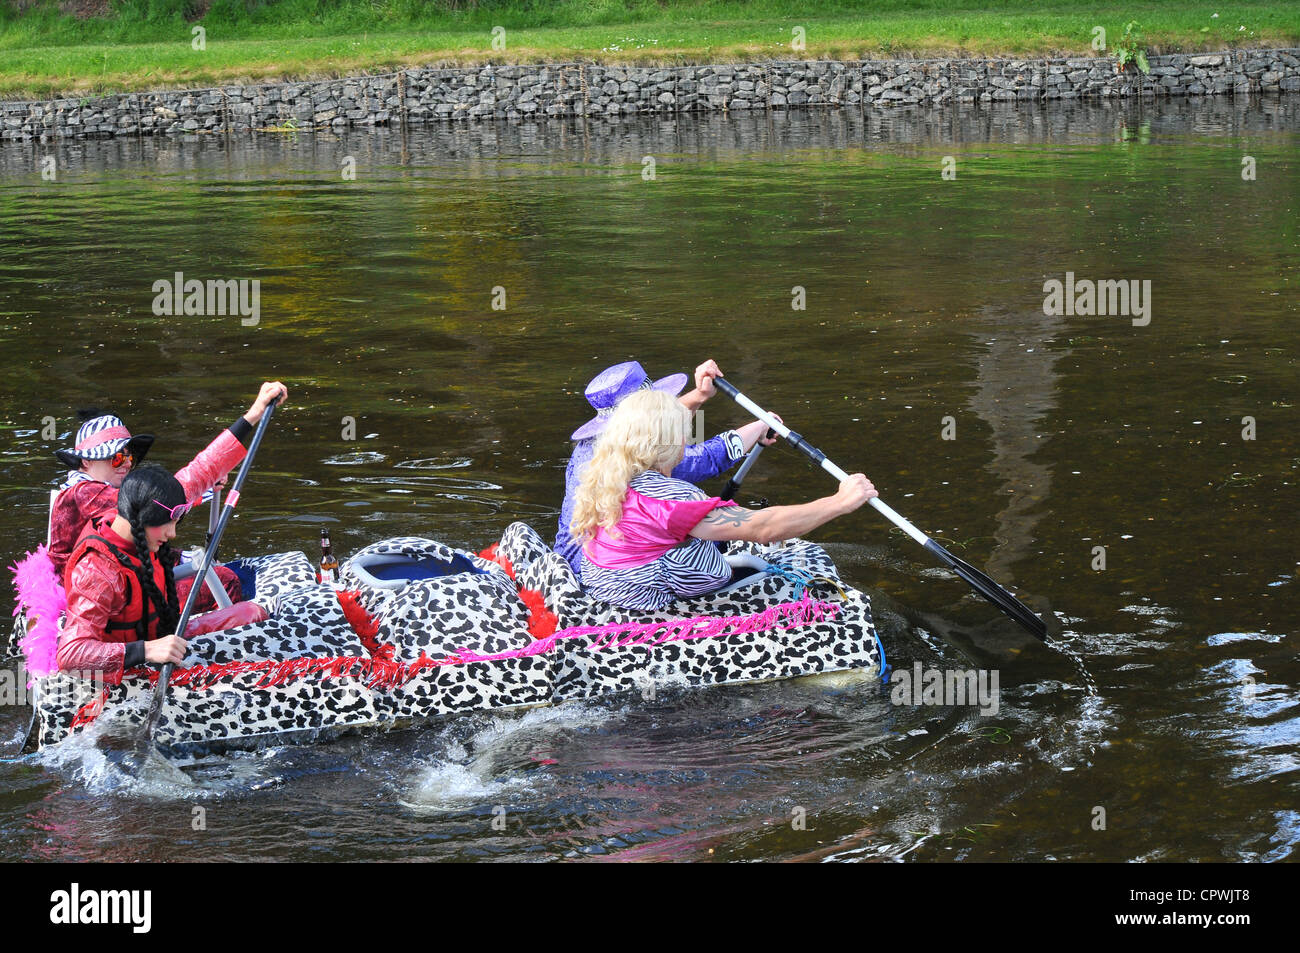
[723,381,931,547]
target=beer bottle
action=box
[319,527,340,583]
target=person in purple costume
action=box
[555,359,776,573]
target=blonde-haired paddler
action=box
[571,389,877,611]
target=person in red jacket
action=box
[49,409,241,610]
[49,409,154,576]
[57,383,286,680]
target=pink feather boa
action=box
[10,545,66,679]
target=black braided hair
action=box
[117,464,185,639]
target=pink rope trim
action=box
[456,595,843,663]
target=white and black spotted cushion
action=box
[186,586,371,665]
[375,573,533,662]
[497,521,550,575]
[544,537,878,698]
[33,532,879,753]
[242,551,320,605]
[341,535,511,598]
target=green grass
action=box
[2,1,1297,99]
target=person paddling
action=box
[57,383,286,679]
[555,359,776,573]
[50,410,155,575]
[50,408,240,610]
[570,389,876,611]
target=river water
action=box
[0,98,1295,862]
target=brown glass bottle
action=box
[319,527,340,583]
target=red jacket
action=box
[56,428,248,679]
[60,520,169,679]
[49,427,247,577]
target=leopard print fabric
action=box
[26,524,880,753]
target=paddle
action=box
[711,378,1049,641]
[720,429,774,502]
[206,483,221,544]
[200,483,233,609]
[139,401,279,744]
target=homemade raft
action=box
[10,523,883,753]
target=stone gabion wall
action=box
[3,49,1297,141]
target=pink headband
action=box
[75,425,131,451]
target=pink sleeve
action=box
[183,601,267,638]
[665,496,729,539]
[48,489,83,576]
[175,429,247,503]
[50,483,117,575]
[58,551,128,680]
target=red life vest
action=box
[65,521,172,642]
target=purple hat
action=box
[570,361,689,441]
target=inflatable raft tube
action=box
[11,523,883,754]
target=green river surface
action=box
[0,98,1295,862]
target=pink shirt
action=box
[585,488,728,570]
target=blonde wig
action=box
[570,389,689,543]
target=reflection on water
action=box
[0,97,1295,861]
[965,306,1067,583]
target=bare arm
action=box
[688,474,878,544]
[679,360,722,414]
[734,418,780,452]
[688,499,842,544]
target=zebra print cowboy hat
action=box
[54,414,155,469]
[570,361,689,441]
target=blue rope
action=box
[874,628,890,685]
[762,566,889,683]
[761,563,815,601]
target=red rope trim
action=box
[336,589,395,661]
[481,539,553,639]
[478,543,516,580]
[111,595,840,694]
[519,587,558,640]
[70,688,109,728]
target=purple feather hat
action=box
[570,361,689,441]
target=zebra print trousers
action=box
[581,538,730,612]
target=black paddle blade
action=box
[142,669,171,740]
[923,539,1049,641]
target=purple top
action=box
[555,430,746,574]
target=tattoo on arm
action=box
[704,506,753,527]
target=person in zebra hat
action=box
[46,384,284,606]
[50,410,157,578]
[53,409,155,487]
[554,358,775,574]
[571,389,876,612]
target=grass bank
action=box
[2,1,1298,99]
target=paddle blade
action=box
[923,539,1048,641]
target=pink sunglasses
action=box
[152,498,196,522]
